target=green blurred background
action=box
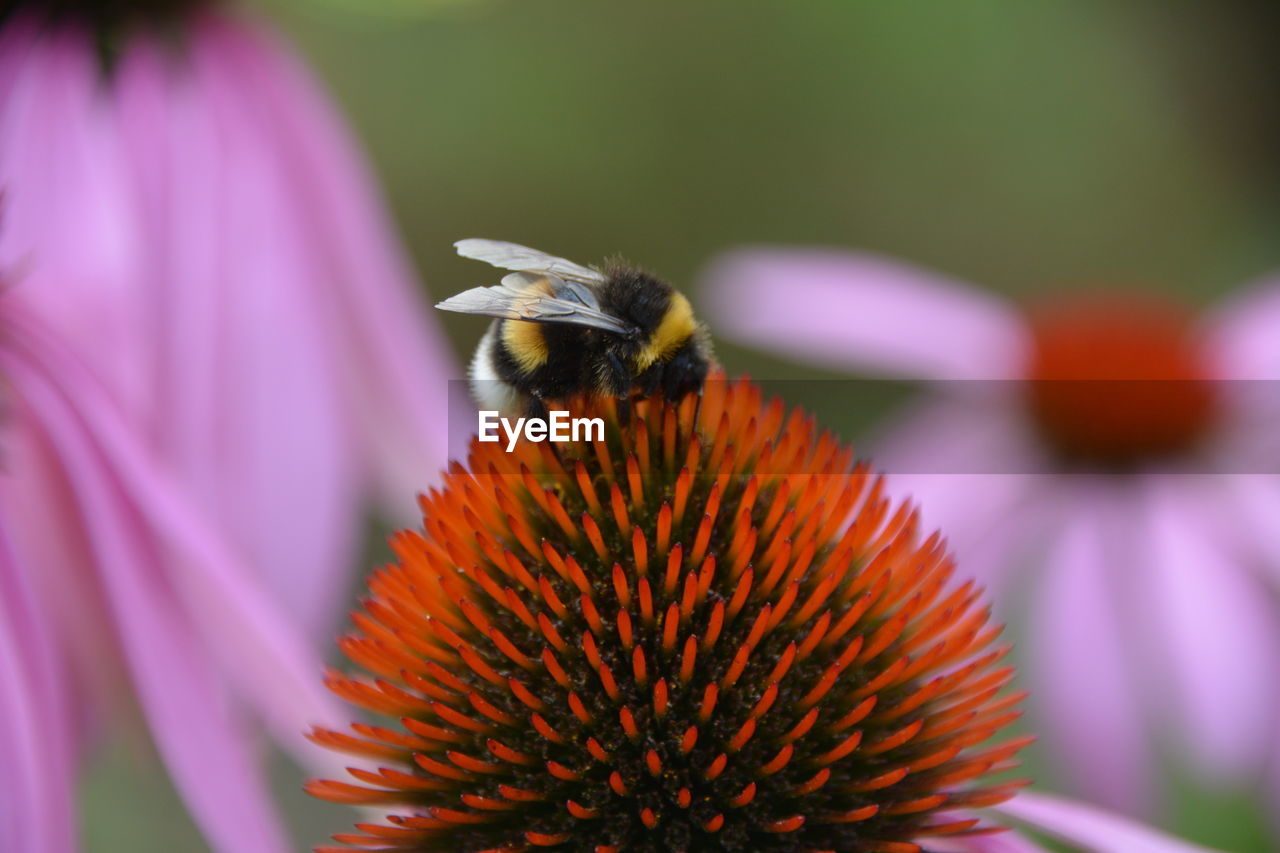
[81,0,1280,850]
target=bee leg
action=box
[525,394,549,420]
[637,362,664,397]
[615,395,632,427]
[603,351,632,396]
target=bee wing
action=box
[436,273,638,336]
[454,239,606,285]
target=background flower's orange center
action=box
[1024,293,1217,465]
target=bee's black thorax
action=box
[487,264,713,414]
[598,265,675,338]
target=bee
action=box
[438,239,716,416]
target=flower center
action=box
[1024,293,1218,466]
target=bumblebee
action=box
[438,239,716,416]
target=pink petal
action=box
[0,18,152,416]
[995,791,1223,852]
[1134,476,1279,778]
[3,11,459,647]
[0,523,77,853]
[1026,482,1154,814]
[699,248,1029,379]
[871,392,1045,594]
[1224,474,1280,591]
[926,823,1047,852]
[111,26,362,640]
[196,14,461,507]
[6,364,290,853]
[4,307,349,774]
[1203,274,1280,379]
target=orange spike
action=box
[526,830,572,846]
[654,679,670,717]
[581,595,605,636]
[586,737,610,763]
[620,707,641,740]
[542,648,570,688]
[760,744,794,775]
[567,693,593,726]
[537,614,568,654]
[631,526,649,577]
[664,543,684,598]
[656,502,673,556]
[612,563,631,608]
[727,719,756,752]
[702,600,726,652]
[582,512,608,562]
[828,696,877,733]
[530,713,565,745]
[638,578,655,625]
[764,815,804,833]
[537,576,568,622]
[689,513,714,568]
[729,782,757,807]
[609,483,631,536]
[566,799,599,820]
[565,556,593,596]
[864,720,925,755]
[681,570,698,620]
[632,646,648,686]
[797,664,840,711]
[698,683,718,722]
[662,603,680,653]
[574,461,602,515]
[811,731,863,766]
[503,587,539,631]
[662,406,678,470]
[626,453,643,504]
[672,467,692,522]
[792,768,831,795]
[680,635,698,685]
[617,608,634,650]
[796,611,832,660]
[726,569,753,620]
[680,726,698,754]
[749,683,779,719]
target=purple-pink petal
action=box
[0,301,353,850]
[0,10,458,646]
[193,14,463,506]
[1026,484,1154,814]
[995,791,1223,852]
[1134,476,1280,778]
[0,521,76,853]
[699,248,1029,379]
[1203,274,1280,380]
[871,391,1044,594]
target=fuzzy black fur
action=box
[489,265,712,414]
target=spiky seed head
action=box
[308,375,1029,852]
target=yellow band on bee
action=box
[502,320,550,373]
[635,294,695,371]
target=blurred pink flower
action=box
[702,248,1280,816]
[0,7,456,853]
[0,297,350,852]
[923,790,1225,851]
[0,9,457,643]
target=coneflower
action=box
[308,374,1031,853]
